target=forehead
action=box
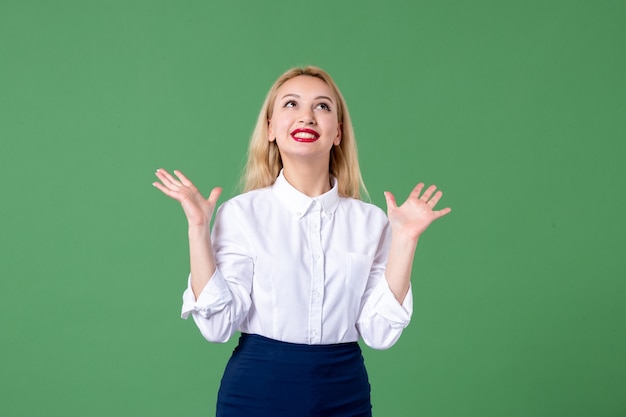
[276,75,336,101]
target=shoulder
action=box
[214,187,275,222]
[337,196,389,227]
[217,187,271,210]
[339,196,386,215]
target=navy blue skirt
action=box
[216,333,372,417]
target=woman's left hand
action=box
[384,183,451,242]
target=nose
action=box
[298,107,316,125]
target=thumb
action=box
[383,191,397,212]
[207,187,223,206]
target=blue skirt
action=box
[216,333,372,417]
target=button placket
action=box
[308,202,324,344]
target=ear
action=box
[268,119,275,142]
[334,123,342,146]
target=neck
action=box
[282,160,332,197]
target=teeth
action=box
[293,132,318,139]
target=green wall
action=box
[1,1,624,416]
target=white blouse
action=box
[181,172,413,350]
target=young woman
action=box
[153,66,451,417]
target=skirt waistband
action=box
[238,333,360,353]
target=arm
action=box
[356,221,415,350]
[383,183,451,303]
[154,169,252,342]
[153,168,222,298]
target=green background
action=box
[1,0,624,416]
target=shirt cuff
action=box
[181,269,234,319]
[367,276,413,328]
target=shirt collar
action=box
[272,170,340,219]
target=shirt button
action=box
[312,290,320,298]
[311,330,318,336]
[314,254,320,260]
[296,211,301,216]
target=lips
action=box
[290,128,320,142]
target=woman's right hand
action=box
[153,168,222,228]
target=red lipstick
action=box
[290,128,320,143]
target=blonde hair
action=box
[241,66,367,199]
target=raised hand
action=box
[153,168,222,228]
[384,183,451,242]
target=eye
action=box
[316,103,331,111]
[283,100,297,108]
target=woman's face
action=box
[268,75,341,165]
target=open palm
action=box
[384,183,451,242]
[153,168,222,228]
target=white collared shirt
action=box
[181,172,413,349]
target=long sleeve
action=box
[356,278,413,349]
[180,202,254,343]
[356,222,413,350]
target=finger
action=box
[152,181,181,199]
[156,168,182,187]
[384,191,398,211]
[427,190,443,207]
[420,185,437,202]
[434,207,452,218]
[155,169,176,188]
[207,187,223,206]
[174,169,193,187]
[408,183,425,200]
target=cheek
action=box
[275,118,293,134]
[269,115,286,135]
[269,118,289,141]
[324,118,340,134]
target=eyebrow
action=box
[281,93,334,103]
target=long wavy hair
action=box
[241,66,367,199]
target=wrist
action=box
[391,229,420,247]
[188,224,211,237]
